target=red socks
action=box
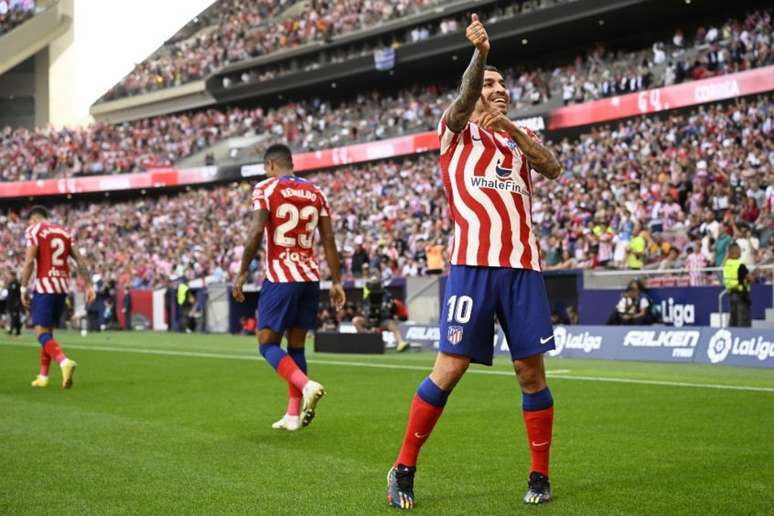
[43,339,66,364]
[39,348,51,377]
[276,356,309,392]
[287,383,302,416]
[523,406,554,476]
[396,394,445,467]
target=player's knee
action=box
[431,357,469,390]
[516,366,546,393]
[258,328,282,344]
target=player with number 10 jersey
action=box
[233,144,345,432]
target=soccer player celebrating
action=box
[20,206,95,389]
[233,144,346,431]
[387,14,563,509]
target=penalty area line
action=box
[3,340,773,393]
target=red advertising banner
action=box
[0,166,219,199]
[548,65,774,130]
[1,65,772,200]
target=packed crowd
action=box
[2,8,770,183]
[1,95,772,290]
[0,0,35,36]
[220,0,572,89]
[101,0,447,100]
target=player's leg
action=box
[31,294,75,389]
[290,282,324,427]
[514,353,553,504]
[271,327,307,431]
[256,281,316,414]
[496,269,555,505]
[388,351,468,510]
[389,266,494,510]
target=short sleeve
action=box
[319,190,331,217]
[438,110,465,156]
[252,181,272,211]
[25,224,39,247]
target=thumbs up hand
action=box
[465,13,490,53]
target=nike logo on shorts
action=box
[540,335,554,344]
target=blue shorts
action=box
[439,265,555,365]
[257,280,320,333]
[31,293,67,328]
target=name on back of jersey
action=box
[37,226,70,239]
[280,187,318,202]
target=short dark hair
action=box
[27,205,49,219]
[484,65,500,73]
[263,144,293,167]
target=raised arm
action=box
[70,245,96,303]
[446,14,490,133]
[232,209,269,302]
[318,215,346,311]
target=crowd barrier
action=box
[398,323,774,369]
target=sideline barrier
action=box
[399,323,774,369]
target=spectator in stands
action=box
[686,244,708,286]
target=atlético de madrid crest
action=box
[448,326,464,345]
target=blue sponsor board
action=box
[399,323,774,368]
[579,284,772,326]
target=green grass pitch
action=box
[2,330,774,515]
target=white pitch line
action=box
[3,340,774,393]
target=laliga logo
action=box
[547,326,601,357]
[707,329,733,364]
[660,298,695,327]
[548,326,567,357]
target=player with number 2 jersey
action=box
[21,206,95,389]
[233,144,346,432]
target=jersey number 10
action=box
[447,295,473,324]
[273,203,319,249]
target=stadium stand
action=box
[99,0,451,101]
[0,0,35,36]
[1,95,772,287]
[1,8,770,182]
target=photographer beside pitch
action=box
[386,14,563,509]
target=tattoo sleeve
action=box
[446,48,488,133]
[70,246,92,283]
[238,210,269,275]
[506,125,563,180]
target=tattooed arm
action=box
[505,126,563,180]
[446,14,490,133]
[477,96,564,180]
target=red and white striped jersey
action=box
[25,222,73,294]
[438,113,541,271]
[252,175,330,283]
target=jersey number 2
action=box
[51,238,66,266]
[447,295,473,324]
[273,203,318,249]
